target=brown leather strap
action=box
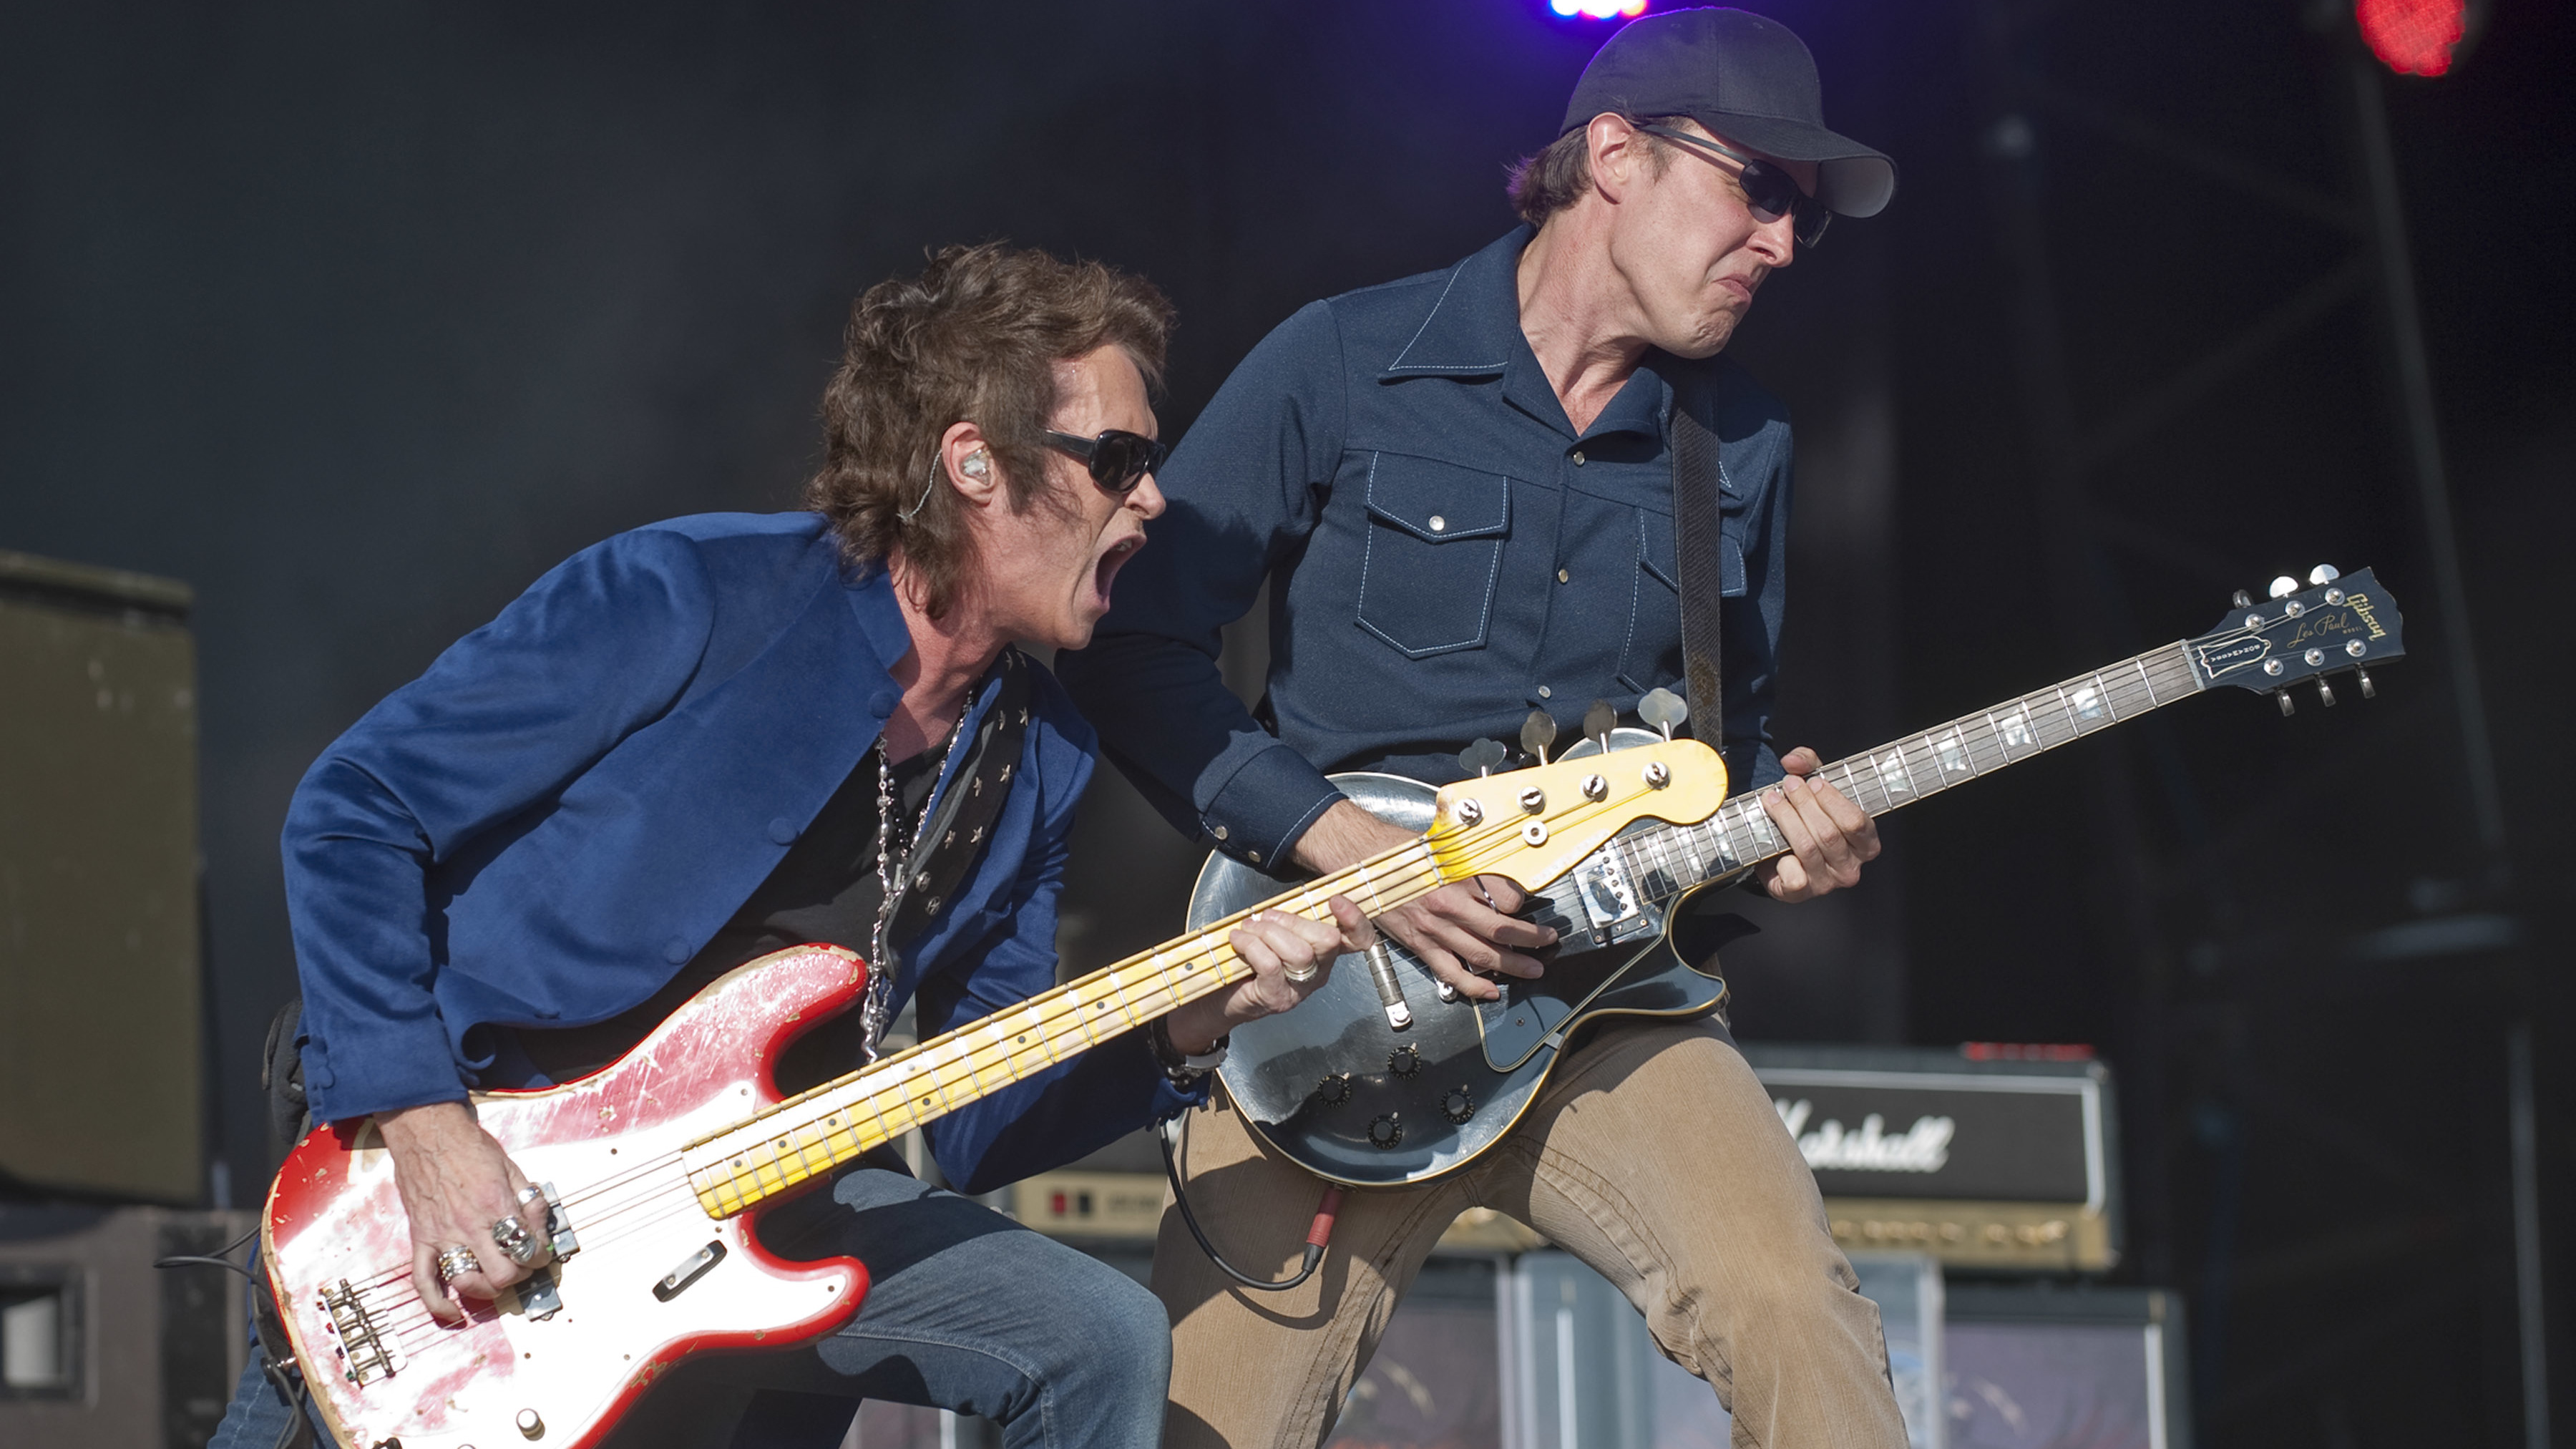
[1670,395,1726,751]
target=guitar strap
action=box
[1669,382,1726,753]
[886,648,1035,945]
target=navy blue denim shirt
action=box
[1060,228,1790,875]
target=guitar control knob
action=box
[517,1409,544,1439]
[1387,1043,1423,1078]
[1440,1087,1476,1123]
[1367,1113,1405,1148]
[1314,1073,1353,1106]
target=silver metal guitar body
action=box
[1188,731,1732,1186]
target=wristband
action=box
[1148,1015,1229,1085]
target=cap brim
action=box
[1685,111,1896,218]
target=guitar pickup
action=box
[540,1181,580,1257]
[653,1240,727,1302]
[512,1267,564,1321]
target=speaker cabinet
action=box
[0,551,202,1202]
[0,1206,254,1449]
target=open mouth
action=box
[1092,533,1145,608]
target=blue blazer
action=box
[285,512,1199,1194]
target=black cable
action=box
[150,1216,261,1274]
[1156,1116,1332,1292]
[155,1219,312,1447]
[152,1254,258,1279]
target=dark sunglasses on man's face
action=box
[1043,429,1169,494]
[1634,125,1831,249]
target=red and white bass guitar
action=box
[262,741,1706,1449]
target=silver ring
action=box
[516,1184,545,1206]
[490,1214,540,1267]
[1282,962,1318,984]
[436,1245,480,1283]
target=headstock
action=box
[2188,565,2405,714]
[1424,738,1727,893]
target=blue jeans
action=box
[210,1168,1172,1448]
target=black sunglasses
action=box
[1043,428,1169,494]
[1634,125,1831,248]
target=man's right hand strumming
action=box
[376,1101,555,1322]
[1289,799,1558,1003]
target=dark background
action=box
[4,1,2569,1443]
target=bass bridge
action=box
[321,1279,401,1385]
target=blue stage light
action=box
[1551,0,1650,19]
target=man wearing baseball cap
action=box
[1063,9,1908,1445]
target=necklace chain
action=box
[859,689,976,1062]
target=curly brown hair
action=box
[1505,114,1683,226]
[806,243,1174,618]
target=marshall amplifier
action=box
[1740,1043,2119,1272]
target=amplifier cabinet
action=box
[0,1206,254,1449]
[1740,1043,2122,1272]
[0,550,203,1203]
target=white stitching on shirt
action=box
[1384,266,1506,373]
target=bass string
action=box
[354,804,1604,1317]
[702,865,1445,1179]
[372,1192,753,1352]
[329,1150,693,1299]
[358,809,1635,1345]
[342,1160,701,1322]
[716,834,1501,1180]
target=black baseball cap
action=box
[1561,6,1896,218]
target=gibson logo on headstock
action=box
[2346,591,2388,640]
[2195,637,2270,677]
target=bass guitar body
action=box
[1191,732,1738,1188]
[263,947,873,1449]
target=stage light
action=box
[1550,0,1650,20]
[2356,0,2469,76]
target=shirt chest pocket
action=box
[1620,505,1745,693]
[1353,453,1512,659]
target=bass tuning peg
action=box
[1638,688,1687,741]
[1456,738,1508,778]
[1521,708,1558,766]
[1583,699,1617,750]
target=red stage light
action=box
[2356,0,2469,76]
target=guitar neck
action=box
[1622,641,2205,892]
[681,838,1455,1216]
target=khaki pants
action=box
[1153,1020,1908,1449]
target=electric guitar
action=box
[262,710,1749,1447]
[1188,567,2406,1187]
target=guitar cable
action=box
[155,1220,318,1449]
[1157,1116,1345,1292]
